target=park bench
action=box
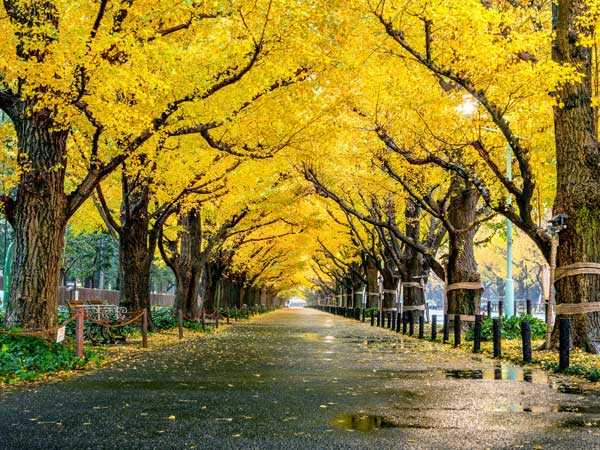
[66,300,128,344]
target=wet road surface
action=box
[1,308,600,449]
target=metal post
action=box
[559,318,570,371]
[493,318,501,358]
[453,315,461,347]
[418,314,424,339]
[408,311,414,336]
[546,235,559,349]
[443,314,449,343]
[2,241,12,312]
[521,320,532,363]
[431,315,437,341]
[473,315,482,353]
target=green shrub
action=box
[465,314,546,341]
[151,306,177,330]
[0,334,100,384]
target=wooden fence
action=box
[58,287,175,307]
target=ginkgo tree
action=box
[0,0,334,329]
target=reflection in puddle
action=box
[497,404,600,415]
[445,365,548,383]
[332,413,396,431]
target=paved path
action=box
[1,309,600,449]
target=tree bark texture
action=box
[171,209,202,320]
[552,0,600,352]
[4,112,69,330]
[118,172,152,319]
[445,177,482,316]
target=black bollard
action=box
[521,320,532,363]
[376,312,381,327]
[443,314,450,343]
[396,312,401,333]
[402,313,408,334]
[559,318,570,371]
[498,301,504,318]
[453,315,461,347]
[487,301,492,318]
[408,310,414,336]
[391,312,396,331]
[362,308,366,323]
[473,315,482,353]
[526,299,532,316]
[493,318,502,358]
[431,315,437,341]
[370,310,375,326]
[514,301,518,317]
[418,314,425,339]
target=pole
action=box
[505,142,515,318]
[142,309,148,349]
[2,240,13,312]
[76,307,84,359]
[546,235,558,350]
[178,309,183,340]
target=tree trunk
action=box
[382,267,396,309]
[366,258,379,308]
[118,176,152,317]
[403,200,427,315]
[551,0,600,352]
[446,177,482,316]
[202,262,222,312]
[172,209,202,320]
[4,114,69,330]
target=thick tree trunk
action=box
[551,0,600,352]
[366,259,379,308]
[403,200,427,315]
[4,115,69,329]
[202,262,222,312]
[445,177,482,316]
[381,268,396,309]
[119,177,152,317]
[172,209,202,320]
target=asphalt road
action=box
[1,308,599,450]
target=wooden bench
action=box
[66,300,128,344]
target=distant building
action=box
[287,297,307,308]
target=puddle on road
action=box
[331,413,396,431]
[495,404,600,415]
[445,365,548,384]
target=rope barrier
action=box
[402,304,426,312]
[555,302,600,315]
[89,311,145,329]
[445,281,483,293]
[0,315,78,338]
[402,282,424,289]
[554,262,600,283]
[452,314,477,322]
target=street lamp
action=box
[458,97,517,317]
[505,142,515,318]
[481,126,515,317]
